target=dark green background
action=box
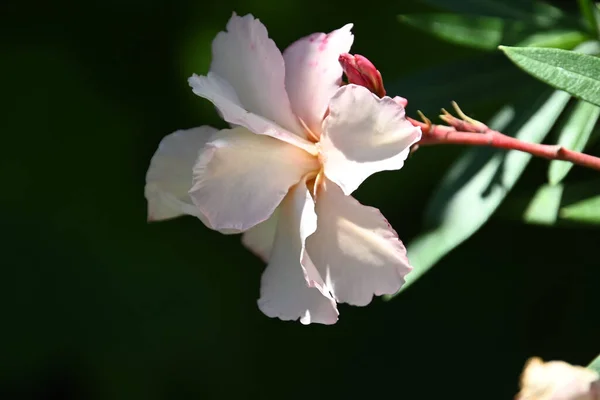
[2,0,598,398]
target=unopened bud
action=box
[339,53,386,98]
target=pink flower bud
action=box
[339,53,386,98]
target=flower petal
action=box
[283,24,353,135]
[258,177,338,325]
[306,178,412,306]
[189,126,318,232]
[241,207,279,262]
[189,73,318,156]
[145,126,217,222]
[516,357,600,400]
[210,13,304,136]
[320,84,422,195]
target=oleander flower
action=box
[516,357,600,400]
[145,13,421,324]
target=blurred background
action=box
[2,0,599,398]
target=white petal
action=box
[210,13,304,136]
[258,178,338,325]
[189,127,318,232]
[241,207,279,262]
[189,73,318,155]
[145,126,217,222]
[283,24,354,135]
[306,179,412,306]
[517,357,600,400]
[320,84,422,195]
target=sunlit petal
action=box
[283,24,353,135]
[189,73,317,155]
[145,126,217,222]
[211,13,304,136]
[307,178,412,306]
[189,127,318,232]
[241,207,279,262]
[320,84,421,195]
[517,357,600,400]
[258,178,338,325]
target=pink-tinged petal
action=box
[189,126,318,233]
[210,13,304,136]
[258,177,338,325]
[320,84,422,195]
[283,24,354,135]
[393,96,408,108]
[189,73,318,156]
[145,126,217,222]
[306,178,412,306]
[241,207,280,262]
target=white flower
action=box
[516,357,600,400]
[145,13,421,324]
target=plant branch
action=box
[409,105,600,172]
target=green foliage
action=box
[386,89,571,296]
[548,101,600,185]
[513,179,600,226]
[589,354,600,374]
[560,195,600,224]
[500,46,600,107]
[397,14,506,50]
[398,13,587,51]
[416,0,564,23]
[391,0,600,304]
[523,184,564,225]
[577,0,600,38]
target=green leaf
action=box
[523,184,564,225]
[389,54,528,115]
[560,195,600,224]
[416,0,563,23]
[385,89,571,299]
[494,179,600,226]
[516,30,589,49]
[577,0,600,37]
[548,100,600,185]
[589,354,600,374]
[397,14,506,50]
[500,46,600,107]
[398,13,588,51]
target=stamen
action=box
[298,116,320,143]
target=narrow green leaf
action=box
[397,14,505,50]
[416,0,563,23]
[560,195,600,224]
[589,354,600,374]
[385,89,571,298]
[548,101,600,185]
[523,184,564,225]
[398,13,587,51]
[516,30,589,49]
[578,0,600,37]
[495,179,600,225]
[500,46,600,107]
[389,54,527,115]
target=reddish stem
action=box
[409,117,600,172]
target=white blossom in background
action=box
[516,357,600,400]
[145,13,421,324]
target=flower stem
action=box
[409,117,600,172]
